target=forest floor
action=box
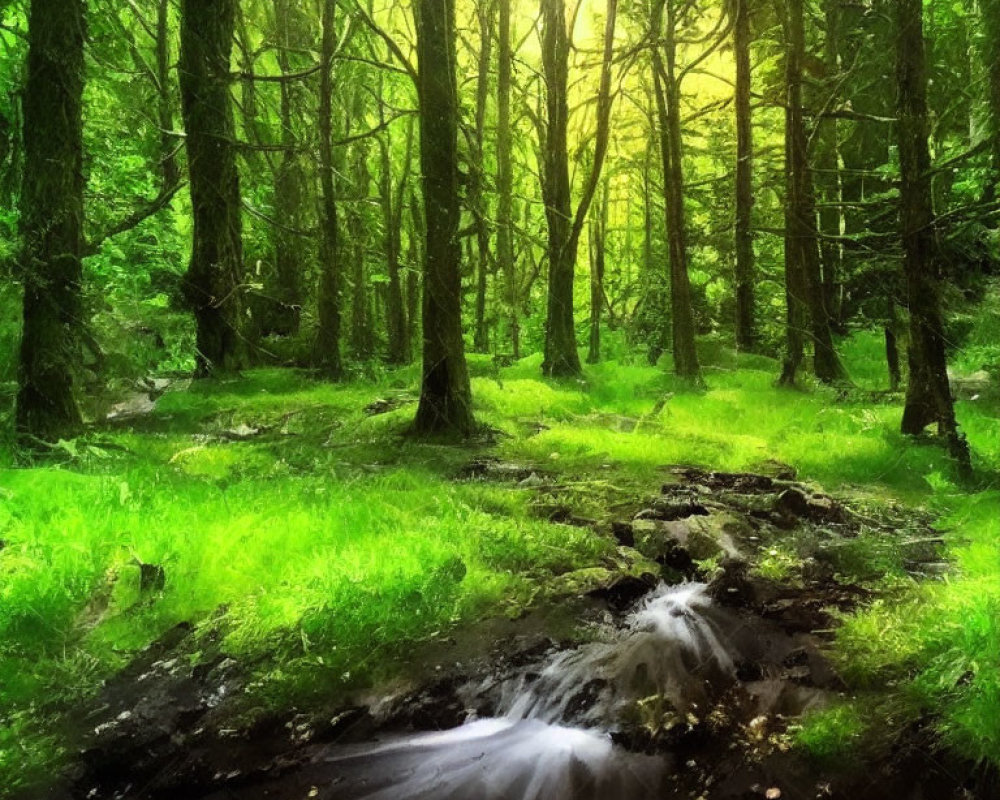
[1,331,998,798]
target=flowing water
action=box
[321,583,742,800]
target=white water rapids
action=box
[321,583,739,800]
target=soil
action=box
[30,468,998,800]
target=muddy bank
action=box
[39,468,993,800]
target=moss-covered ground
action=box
[0,327,997,793]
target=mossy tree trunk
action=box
[895,0,971,475]
[497,0,519,358]
[413,0,475,437]
[178,0,246,377]
[315,0,343,379]
[733,0,756,353]
[587,177,608,365]
[652,0,701,383]
[16,0,86,440]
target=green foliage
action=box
[795,704,867,766]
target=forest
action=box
[0,0,999,796]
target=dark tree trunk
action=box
[733,0,756,352]
[981,0,1000,198]
[16,0,86,440]
[406,187,423,363]
[381,110,413,365]
[315,0,343,379]
[895,0,971,474]
[539,0,580,377]
[781,0,842,384]
[413,0,475,437]
[471,0,494,354]
[179,0,246,377]
[540,0,618,377]
[815,0,842,332]
[270,0,307,337]
[587,179,608,364]
[652,0,700,382]
[156,0,179,190]
[349,137,375,360]
[497,0,519,358]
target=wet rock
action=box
[589,574,660,612]
[631,513,746,568]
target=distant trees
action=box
[732,0,755,353]
[178,0,246,377]
[15,0,86,440]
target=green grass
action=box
[1,305,999,791]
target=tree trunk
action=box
[981,0,1000,198]
[733,0,756,352]
[270,0,306,337]
[381,108,413,365]
[885,295,901,392]
[407,186,423,363]
[314,0,343,379]
[587,178,608,364]
[895,0,971,475]
[497,0,519,358]
[413,0,475,437]
[156,0,179,190]
[815,0,842,332]
[539,0,579,377]
[652,0,700,382]
[540,0,618,377]
[16,0,86,440]
[471,0,494,354]
[349,136,375,360]
[178,0,246,377]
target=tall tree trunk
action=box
[540,0,618,377]
[349,137,375,360]
[16,0,86,440]
[270,0,306,337]
[781,0,842,384]
[733,0,756,352]
[885,294,901,392]
[413,0,475,436]
[381,107,413,365]
[497,0,519,358]
[406,186,423,363]
[315,0,343,379]
[981,0,1000,198]
[895,0,971,475]
[539,0,579,377]
[179,0,246,377]
[587,177,608,364]
[156,0,179,190]
[472,0,495,353]
[652,0,700,382]
[815,0,842,331]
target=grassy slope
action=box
[0,330,997,791]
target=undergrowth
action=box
[0,312,998,791]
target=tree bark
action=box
[156,0,179,190]
[178,0,246,377]
[471,0,495,354]
[895,0,971,475]
[413,0,475,437]
[16,0,86,440]
[587,178,609,364]
[815,0,842,332]
[733,0,756,352]
[381,109,413,365]
[652,0,700,382]
[540,0,618,377]
[315,0,343,379]
[270,0,307,337]
[497,0,519,358]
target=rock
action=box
[546,567,616,597]
[631,513,745,567]
[589,574,659,612]
[774,487,844,524]
[612,520,635,547]
[638,498,711,521]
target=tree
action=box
[15,0,86,440]
[981,0,1000,197]
[540,0,618,377]
[496,0,519,358]
[587,176,609,364]
[315,0,344,379]
[651,0,700,382]
[178,0,246,377]
[895,0,971,475]
[732,0,755,352]
[413,0,475,436]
